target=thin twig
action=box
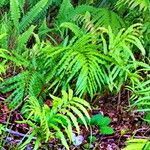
[5,128,36,140]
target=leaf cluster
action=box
[17,89,91,150]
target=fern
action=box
[57,22,146,94]
[16,25,35,52]
[0,22,146,103]
[31,0,53,23]
[123,139,150,150]
[0,71,28,108]
[0,16,11,49]
[56,0,74,25]
[60,22,84,37]
[116,0,150,12]
[10,0,21,30]
[56,2,124,33]
[90,8,125,33]
[19,0,49,32]
[18,89,91,150]
[0,0,8,7]
[0,70,44,109]
[42,33,110,97]
[18,0,25,12]
[0,35,53,109]
[127,77,150,114]
[0,34,8,81]
[98,24,146,92]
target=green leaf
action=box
[97,117,111,126]
[90,114,103,125]
[100,126,114,135]
[123,139,150,150]
[87,135,97,143]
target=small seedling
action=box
[78,114,114,135]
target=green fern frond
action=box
[29,0,53,23]
[57,2,124,33]
[0,72,28,109]
[106,24,145,57]
[0,38,9,80]
[56,2,101,27]
[18,0,25,12]
[28,72,44,97]
[90,8,125,33]
[73,4,97,15]
[123,139,150,150]
[100,24,146,92]
[17,25,35,52]
[60,22,84,37]
[0,71,44,109]
[20,89,91,150]
[116,0,150,11]
[0,18,9,49]
[10,0,21,30]
[43,33,110,97]
[128,78,150,111]
[57,0,74,25]
[0,0,8,7]
[19,0,49,32]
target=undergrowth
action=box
[0,0,150,149]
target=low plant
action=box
[0,33,8,81]
[127,76,150,123]
[16,89,91,150]
[78,114,114,135]
[123,139,150,150]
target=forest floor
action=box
[0,89,149,150]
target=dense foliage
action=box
[0,0,150,149]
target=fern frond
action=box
[0,71,44,109]
[106,24,145,57]
[18,0,25,12]
[51,89,91,131]
[19,0,49,32]
[0,0,8,7]
[128,78,150,112]
[74,4,97,15]
[43,33,110,97]
[116,0,150,11]
[21,89,91,149]
[60,22,84,37]
[57,0,74,25]
[10,0,21,30]
[100,24,146,92]
[57,3,124,33]
[90,8,125,33]
[28,72,44,97]
[0,34,8,79]
[123,139,150,150]
[17,25,35,52]
[0,72,28,108]
[0,18,9,49]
